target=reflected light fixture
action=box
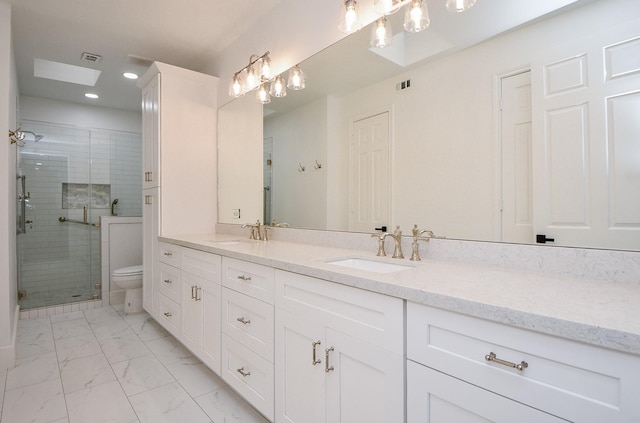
[270,75,287,98]
[123,72,139,80]
[404,0,429,32]
[338,0,362,34]
[446,0,476,13]
[287,65,306,90]
[257,83,271,104]
[229,51,304,102]
[84,93,99,99]
[371,16,393,48]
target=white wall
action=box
[20,95,141,133]
[265,97,328,229]
[0,1,19,370]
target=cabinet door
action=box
[325,328,404,423]
[200,279,222,375]
[142,187,159,315]
[181,271,204,354]
[141,73,160,189]
[407,361,565,423]
[275,309,325,423]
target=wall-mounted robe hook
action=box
[314,160,322,169]
[298,163,306,172]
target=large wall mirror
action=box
[218,0,640,251]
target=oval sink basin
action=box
[326,257,413,273]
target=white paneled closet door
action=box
[531,20,640,250]
[349,112,390,233]
[501,71,533,244]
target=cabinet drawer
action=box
[407,360,564,422]
[158,262,181,303]
[155,293,181,337]
[222,257,274,304]
[275,270,404,356]
[158,242,181,267]
[222,287,274,362]
[182,248,221,282]
[407,302,640,423]
[221,334,274,421]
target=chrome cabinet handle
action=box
[236,317,251,325]
[144,195,152,205]
[163,312,172,317]
[237,275,252,281]
[163,252,172,257]
[237,367,251,377]
[485,352,528,371]
[163,279,172,284]
[325,347,335,372]
[195,287,202,301]
[191,285,196,299]
[312,341,321,365]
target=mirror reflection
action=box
[219,0,640,251]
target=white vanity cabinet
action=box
[155,242,182,337]
[181,247,222,374]
[138,62,218,318]
[220,257,275,421]
[274,270,404,423]
[407,302,640,423]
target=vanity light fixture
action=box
[287,65,306,90]
[371,16,393,48]
[229,52,305,102]
[338,0,362,34]
[404,0,430,32]
[345,0,476,48]
[446,0,476,12]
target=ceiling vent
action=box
[81,52,102,64]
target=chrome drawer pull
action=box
[325,347,335,372]
[236,317,251,325]
[163,279,172,284]
[163,312,172,318]
[485,352,528,371]
[237,367,251,377]
[312,341,321,365]
[237,275,252,281]
[195,287,202,301]
[191,285,196,299]
[163,252,173,257]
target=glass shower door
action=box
[17,124,97,309]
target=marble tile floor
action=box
[0,305,269,423]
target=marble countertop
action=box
[159,234,640,356]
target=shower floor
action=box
[19,285,98,310]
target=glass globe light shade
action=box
[370,16,393,49]
[257,83,271,104]
[287,66,306,90]
[404,0,429,32]
[228,73,245,97]
[269,75,287,97]
[338,0,362,34]
[446,0,476,13]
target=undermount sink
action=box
[326,257,413,274]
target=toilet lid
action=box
[113,265,143,276]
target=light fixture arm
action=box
[233,51,271,79]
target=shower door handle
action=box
[17,175,27,234]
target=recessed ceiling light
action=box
[123,72,139,80]
[85,93,99,99]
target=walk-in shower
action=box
[16,120,142,310]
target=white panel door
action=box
[531,24,640,249]
[349,112,390,233]
[501,71,533,244]
[325,328,404,423]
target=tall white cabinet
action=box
[138,62,218,316]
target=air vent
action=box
[81,52,102,64]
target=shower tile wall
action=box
[18,121,142,309]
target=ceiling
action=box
[7,0,286,112]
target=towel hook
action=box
[298,163,306,172]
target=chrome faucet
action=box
[410,224,434,261]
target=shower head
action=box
[20,130,44,142]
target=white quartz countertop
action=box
[159,234,640,356]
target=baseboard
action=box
[0,305,19,370]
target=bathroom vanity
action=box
[145,234,640,423]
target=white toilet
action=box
[112,264,143,314]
